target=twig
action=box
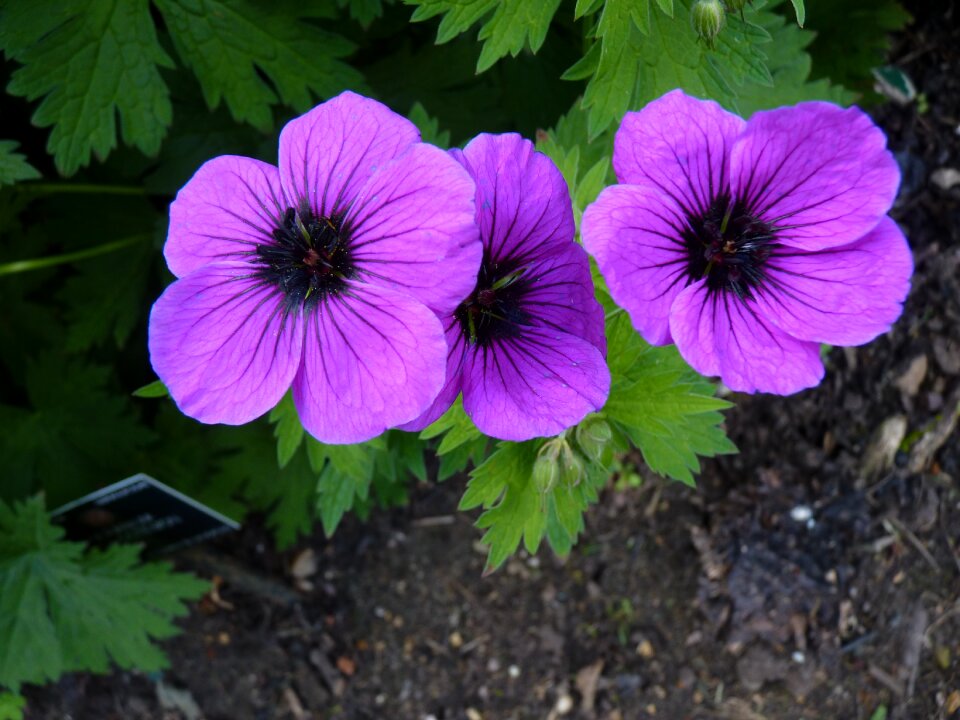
[884,517,941,573]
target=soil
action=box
[23,3,960,719]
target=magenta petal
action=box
[278,91,420,216]
[523,242,607,353]
[669,280,823,395]
[461,329,611,441]
[148,262,303,424]
[347,143,481,315]
[165,156,285,278]
[613,89,744,215]
[731,102,900,251]
[292,282,447,444]
[457,133,575,264]
[582,184,691,346]
[756,217,913,345]
[398,318,466,432]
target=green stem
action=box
[15,182,146,196]
[0,235,149,276]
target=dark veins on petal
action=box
[455,251,534,347]
[255,204,355,312]
[683,191,779,300]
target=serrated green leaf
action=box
[154,0,363,132]
[407,0,563,72]
[0,142,39,188]
[132,380,169,399]
[420,396,483,455]
[0,0,173,175]
[317,464,370,536]
[407,102,452,149]
[789,0,804,25]
[0,692,25,720]
[337,0,387,26]
[268,393,304,469]
[0,496,206,692]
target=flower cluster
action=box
[150,89,912,445]
[149,93,607,444]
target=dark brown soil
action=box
[24,3,960,719]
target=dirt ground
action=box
[24,3,960,719]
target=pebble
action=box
[555,695,574,714]
[508,664,520,678]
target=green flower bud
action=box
[559,442,586,486]
[692,0,725,47]
[532,444,561,495]
[575,418,613,465]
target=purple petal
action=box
[347,143,481,315]
[165,156,286,278]
[755,217,913,345]
[523,242,607,353]
[461,328,611,441]
[457,133,575,264]
[148,262,303,424]
[669,280,823,395]
[730,102,900,251]
[398,318,466,432]
[582,184,691,346]
[292,282,447,444]
[613,89,745,217]
[278,91,420,217]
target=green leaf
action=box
[0,692,25,720]
[154,0,364,132]
[317,464,371,536]
[59,236,153,352]
[407,101,452,148]
[789,0,804,25]
[602,313,736,486]
[573,0,772,137]
[132,380,169,399]
[407,0,563,73]
[337,0,387,26]
[0,142,40,188]
[420,396,483,456]
[460,440,542,572]
[735,0,854,115]
[268,393,304,469]
[0,359,155,505]
[0,0,174,175]
[0,496,207,692]
[804,0,910,93]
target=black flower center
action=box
[256,207,354,311]
[455,255,532,347]
[683,193,777,300]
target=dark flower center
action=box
[683,193,777,300]
[455,255,532,347]
[256,206,354,311]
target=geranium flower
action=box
[149,92,481,443]
[402,134,610,440]
[582,90,912,394]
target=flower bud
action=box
[692,0,725,47]
[576,418,613,465]
[532,444,561,495]
[559,442,586,486]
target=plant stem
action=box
[15,182,146,196]
[0,235,149,276]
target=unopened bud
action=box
[559,443,586,486]
[692,0,725,47]
[576,418,613,465]
[532,445,561,495]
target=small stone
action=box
[555,694,574,715]
[487,658,501,673]
[790,505,813,523]
[931,167,960,191]
[466,708,483,720]
[894,355,928,396]
[861,415,908,479]
[636,639,655,659]
[508,664,521,679]
[933,337,960,375]
[449,631,463,649]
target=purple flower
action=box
[402,134,610,440]
[148,92,481,443]
[582,90,913,394]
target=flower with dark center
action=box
[582,90,912,394]
[401,133,610,441]
[149,92,482,443]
